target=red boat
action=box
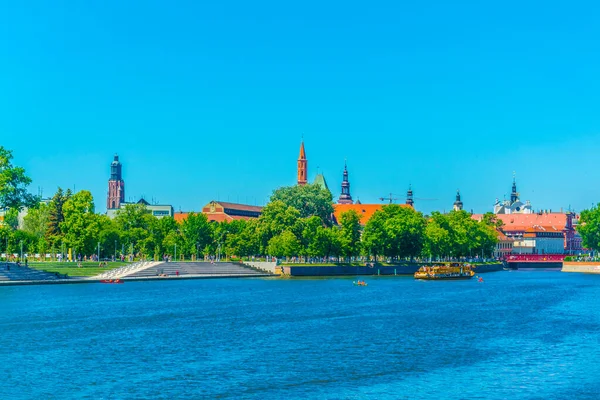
[100,279,124,284]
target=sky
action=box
[1,1,599,215]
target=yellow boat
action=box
[414,263,475,280]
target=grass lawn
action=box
[27,261,128,277]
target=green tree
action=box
[482,212,504,229]
[181,213,213,257]
[257,201,302,253]
[339,210,362,261]
[270,184,334,226]
[4,208,19,230]
[23,202,51,239]
[225,219,260,258]
[46,188,72,245]
[61,190,102,256]
[578,204,600,251]
[267,230,301,258]
[0,146,38,210]
[362,205,426,260]
[300,216,323,257]
[114,203,157,256]
[424,212,452,259]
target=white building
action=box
[106,198,174,219]
[493,178,533,215]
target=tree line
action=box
[1,182,501,262]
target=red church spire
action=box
[297,140,307,185]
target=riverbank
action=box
[272,262,503,276]
[562,262,600,274]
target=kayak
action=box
[100,279,123,284]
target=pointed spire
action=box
[299,140,306,160]
[338,160,353,204]
[406,184,414,207]
[510,173,518,204]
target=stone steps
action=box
[0,263,60,281]
[127,262,268,278]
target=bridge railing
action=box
[506,254,566,262]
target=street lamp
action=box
[97,242,100,261]
[114,240,117,261]
[196,242,199,261]
[174,244,177,262]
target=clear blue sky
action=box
[2,1,599,214]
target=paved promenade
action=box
[0,261,273,286]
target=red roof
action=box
[174,212,190,223]
[334,203,412,225]
[472,213,568,232]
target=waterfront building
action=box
[453,190,463,211]
[493,177,533,214]
[494,230,514,258]
[107,154,125,211]
[337,162,353,205]
[472,211,582,255]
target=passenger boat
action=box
[414,263,475,280]
[100,279,124,284]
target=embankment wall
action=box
[562,262,600,274]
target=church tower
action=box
[297,141,308,185]
[510,176,519,204]
[338,161,353,204]
[107,154,125,210]
[406,185,414,207]
[453,189,463,211]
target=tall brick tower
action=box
[297,141,308,185]
[107,154,125,210]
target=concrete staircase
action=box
[0,263,61,282]
[90,261,162,280]
[125,262,270,278]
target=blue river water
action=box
[1,271,599,399]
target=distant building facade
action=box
[473,211,582,255]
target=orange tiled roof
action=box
[333,203,411,225]
[174,212,190,223]
[472,213,568,232]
